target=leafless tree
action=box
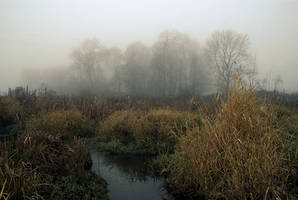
[122,42,151,96]
[70,39,106,95]
[152,30,207,97]
[205,30,256,94]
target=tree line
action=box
[21,29,256,98]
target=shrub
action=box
[99,110,141,144]
[134,109,201,154]
[166,82,289,199]
[27,109,95,140]
[0,131,95,199]
[274,106,298,195]
[0,97,22,128]
[17,132,85,175]
[0,161,43,200]
[98,109,201,154]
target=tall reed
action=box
[166,81,289,199]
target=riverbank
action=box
[0,98,109,199]
[91,83,297,200]
[1,82,297,199]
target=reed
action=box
[166,81,289,199]
[97,109,201,154]
[26,109,95,139]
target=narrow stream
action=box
[91,150,174,200]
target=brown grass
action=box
[26,109,92,139]
[166,81,289,199]
[0,97,22,127]
[98,109,201,154]
[0,131,92,199]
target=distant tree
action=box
[70,39,106,95]
[122,42,151,96]
[152,30,206,97]
[205,30,256,94]
[273,75,283,92]
[100,47,124,95]
[259,73,283,92]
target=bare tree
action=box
[122,42,151,96]
[205,30,256,94]
[70,39,106,95]
[152,30,206,97]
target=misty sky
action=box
[0,0,298,92]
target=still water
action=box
[91,150,174,200]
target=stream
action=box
[91,149,175,200]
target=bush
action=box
[135,109,201,154]
[274,106,298,195]
[17,132,91,175]
[0,131,96,199]
[0,97,22,128]
[27,109,95,140]
[166,82,289,199]
[0,161,42,200]
[97,109,201,154]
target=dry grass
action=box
[0,131,92,200]
[0,97,22,127]
[98,109,201,154]
[26,109,94,139]
[0,180,9,200]
[166,81,289,199]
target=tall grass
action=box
[0,131,95,199]
[166,81,289,199]
[0,97,23,132]
[0,98,107,199]
[26,109,95,140]
[97,109,201,154]
[0,179,9,200]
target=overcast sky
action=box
[0,0,297,92]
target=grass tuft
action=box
[166,81,290,199]
[97,109,201,154]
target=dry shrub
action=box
[27,109,94,139]
[98,109,200,154]
[134,109,200,154]
[0,137,43,200]
[0,131,91,199]
[17,132,74,175]
[274,106,298,195]
[0,161,42,200]
[17,132,91,176]
[0,97,22,127]
[99,110,141,144]
[167,82,288,199]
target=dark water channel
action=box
[91,150,175,200]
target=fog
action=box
[1,0,298,95]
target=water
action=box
[91,150,174,200]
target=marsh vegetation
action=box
[0,80,297,200]
[1,0,298,199]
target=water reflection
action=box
[91,150,174,200]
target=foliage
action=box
[0,161,42,200]
[26,109,95,140]
[0,97,22,128]
[0,131,105,199]
[97,109,201,154]
[165,81,290,199]
[45,171,108,200]
[1,89,297,200]
[274,106,298,196]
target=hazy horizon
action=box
[1,0,298,93]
